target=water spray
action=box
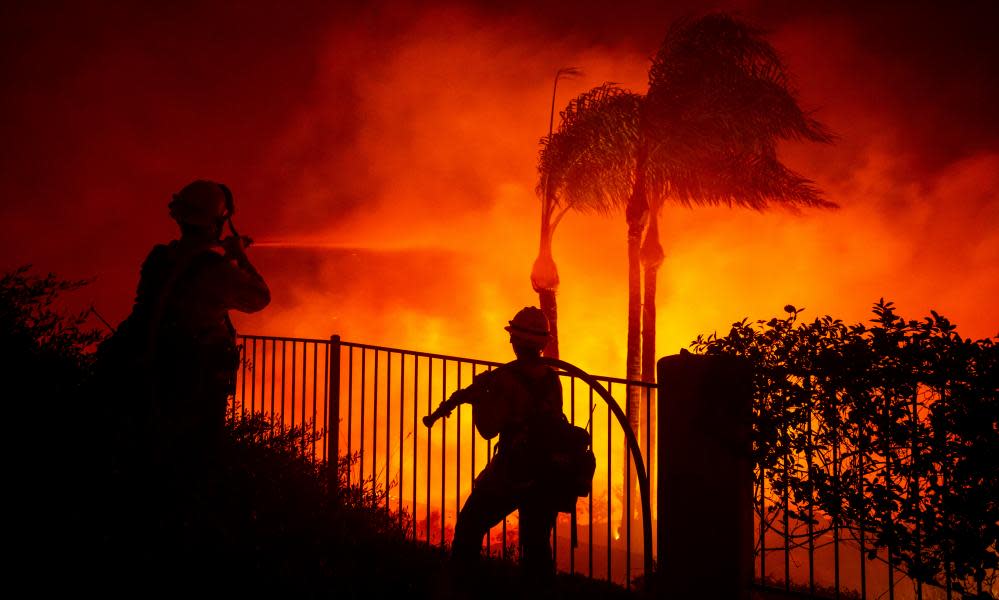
[247,239,442,252]
[248,240,367,250]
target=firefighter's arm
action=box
[423,371,496,427]
[214,237,271,313]
[423,387,472,427]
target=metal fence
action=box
[231,333,993,598]
[233,334,657,588]
[752,385,992,600]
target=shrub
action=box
[693,301,998,597]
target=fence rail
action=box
[233,333,657,588]
[230,333,982,598]
[750,386,988,600]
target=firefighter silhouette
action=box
[426,307,565,583]
[98,180,269,461]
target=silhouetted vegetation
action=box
[1,265,101,402]
[99,413,444,597]
[5,268,633,598]
[18,264,994,597]
[694,301,998,598]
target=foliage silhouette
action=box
[1,265,101,392]
[5,267,635,599]
[693,301,998,598]
[2,266,105,583]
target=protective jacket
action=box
[470,358,563,491]
[99,238,269,455]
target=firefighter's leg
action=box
[518,494,557,583]
[451,475,518,562]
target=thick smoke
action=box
[1,0,996,377]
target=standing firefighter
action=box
[99,179,269,462]
[425,307,592,586]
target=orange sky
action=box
[1,0,996,379]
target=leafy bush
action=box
[3,267,106,580]
[0,265,101,406]
[693,301,998,598]
[97,410,423,596]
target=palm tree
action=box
[535,78,641,359]
[639,13,835,384]
[532,67,582,359]
[538,83,643,535]
[538,13,835,533]
[633,15,833,531]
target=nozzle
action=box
[226,215,241,239]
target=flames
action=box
[1,2,995,590]
[233,9,997,377]
[0,3,993,362]
[229,22,997,583]
[227,20,997,576]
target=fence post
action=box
[327,334,341,493]
[657,350,753,599]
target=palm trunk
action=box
[530,67,578,360]
[626,216,644,420]
[621,149,649,537]
[625,148,649,411]
[537,288,558,359]
[640,202,663,384]
[640,201,664,523]
[531,216,560,359]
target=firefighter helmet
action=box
[504,306,550,348]
[169,180,233,227]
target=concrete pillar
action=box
[657,349,754,598]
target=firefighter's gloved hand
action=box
[221,235,252,262]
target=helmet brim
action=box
[504,324,549,347]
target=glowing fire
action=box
[222,18,996,588]
[3,2,994,592]
[232,10,997,370]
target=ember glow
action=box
[234,3,999,378]
[2,2,995,365]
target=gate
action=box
[232,334,657,588]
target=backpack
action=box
[547,415,597,513]
[507,367,597,513]
[468,369,509,440]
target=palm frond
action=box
[647,140,835,210]
[535,13,834,220]
[650,13,787,92]
[641,12,834,210]
[537,83,642,215]
[648,13,833,146]
[555,66,584,81]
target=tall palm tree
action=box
[535,82,641,358]
[639,13,836,384]
[538,13,835,533]
[532,67,582,359]
[633,15,833,530]
[538,83,643,536]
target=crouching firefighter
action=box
[97,180,270,465]
[424,307,595,585]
